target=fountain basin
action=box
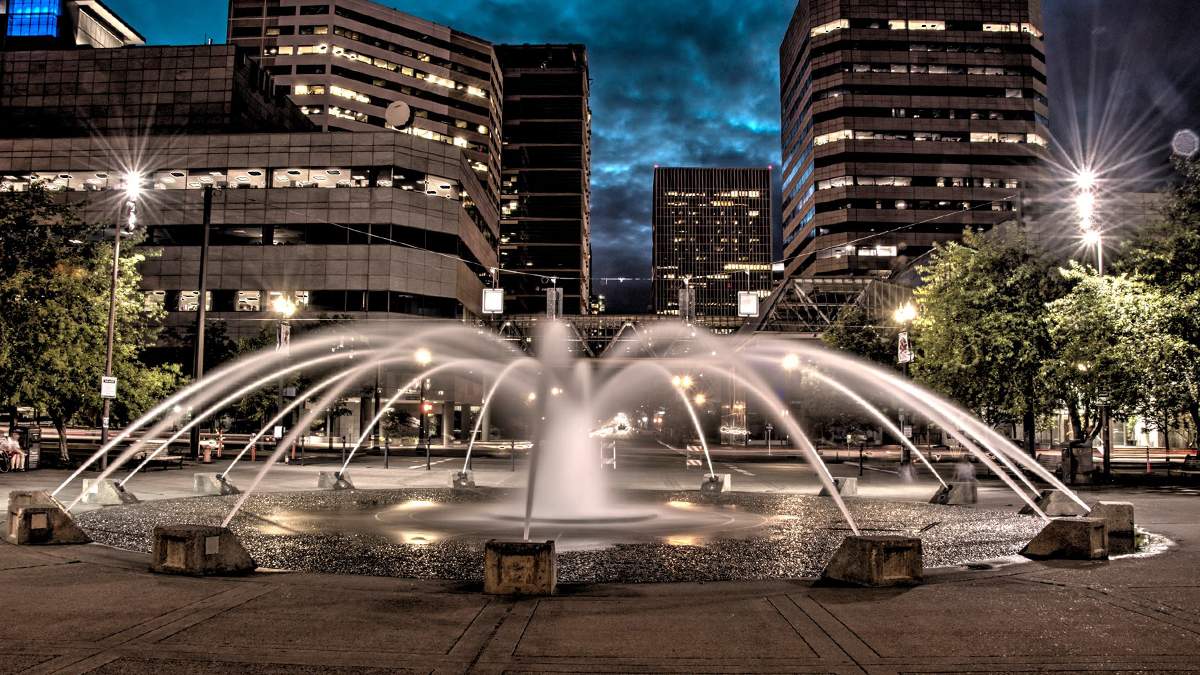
[76,488,1048,584]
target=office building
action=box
[495,43,591,314]
[779,0,1049,279]
[652,167,773,319]
[226,0,503,206]
[1,0,142,48]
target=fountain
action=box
[31,319,1117,583]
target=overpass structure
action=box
[490,276,913,356]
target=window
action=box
[178,291,212,312]
[810,19,848,36]
[144,291,166,312]
[299,4,329,14]
[293,84,326,95]
[7,0,61,37]
[814,129,853,146]
[983,22,1019,33]
[236,291,262,312]
[890,19,944,31]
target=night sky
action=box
[107,0,1200,312]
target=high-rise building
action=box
[226,0,503,206]
[495,44,591,315]
[1,0,143,48]
[652,167,773,319]
[779,0,1048,279]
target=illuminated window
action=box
[1021,23,1044,38]
[810,19,848,37]
[983,22,1019,33]
[814,129,853,146]
[237,291,262,312]
[891,19,945,31]
[1027,133,1048,147]
[293,84,326,96]
[7,0,60,37]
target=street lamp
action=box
[894,301,917,473]
[98,172,142,469]
[414,348,433,468]
[273,295,296,459]
[782,353,801,372]
[1074,168,1103,274]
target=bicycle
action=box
[0,452,10,473]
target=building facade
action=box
[1,0,142,48]
[225,0,503,207]
[779,0,1049,279]
[651,167,773,319]
[495,44,591,315]
[0,45,313,137]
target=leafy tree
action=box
[1043,265,1192,443]
[1116,156,1200,438]
[910,226,1062,453]
[820,305,898,367]
[0,186,181,459]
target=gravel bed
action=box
[76,488,1045,584]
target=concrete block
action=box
[150,525,256,576]
[818,477,858,497]
[1019,489,1089,517]
[317,471,354,490]
[1091,501,1135,555]
[930,481,978,505]
[4,491,91,545]
[484,540,556,595]
[699,473,731,499]
[1021,517,1108,560]
[450,470,475,489]
[80,479,139,506]
[821,535,923,587]
[193,473,241,496]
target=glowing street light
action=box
[782,353,801,372]
[414,348,433,366]
[1073,168,1097,191]
[1081,229,1102,247]
[893,302,918,325]
[271,295,298,318]
[693,393,707,406]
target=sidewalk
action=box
[2,469,1199,673]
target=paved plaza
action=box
[2,447,1199,674]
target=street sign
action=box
[897,331,914,364]
[737,291,759,317]
[903,425,914,438]
[276,322,291,352]
[100,376,118,399]
[482,288,504,314]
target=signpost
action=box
[100,376,118,400]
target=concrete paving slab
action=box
[809,579,1200,659]
[515,596,819,659]
[0,560,239,643]
[162,584,488,656]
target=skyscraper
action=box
[779,0,1048,279]
[226,0,503,205]
[652,167,773,319]
[495,44,591,315]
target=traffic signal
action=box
[421,401,434,414]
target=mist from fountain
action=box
[51,318,1094,543]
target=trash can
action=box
[16,425,41,470]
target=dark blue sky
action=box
[108,0,1200,311]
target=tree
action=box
[910,226,1062,453]
[0,186,181,459]
[1043,265,1192,444]
[821,305,898,367]
[1116,156,1200,439]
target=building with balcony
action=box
[651,167,773,320]
[779,0,1049,280]
[495,43,591,314]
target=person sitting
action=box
[2,431,25,471]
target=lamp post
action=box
[1074,169,1112,478]
[99,172,142,469]
[272,295,297,459]
[189,184,215,461]
[415,348,432,469]
[894,302,918,472]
